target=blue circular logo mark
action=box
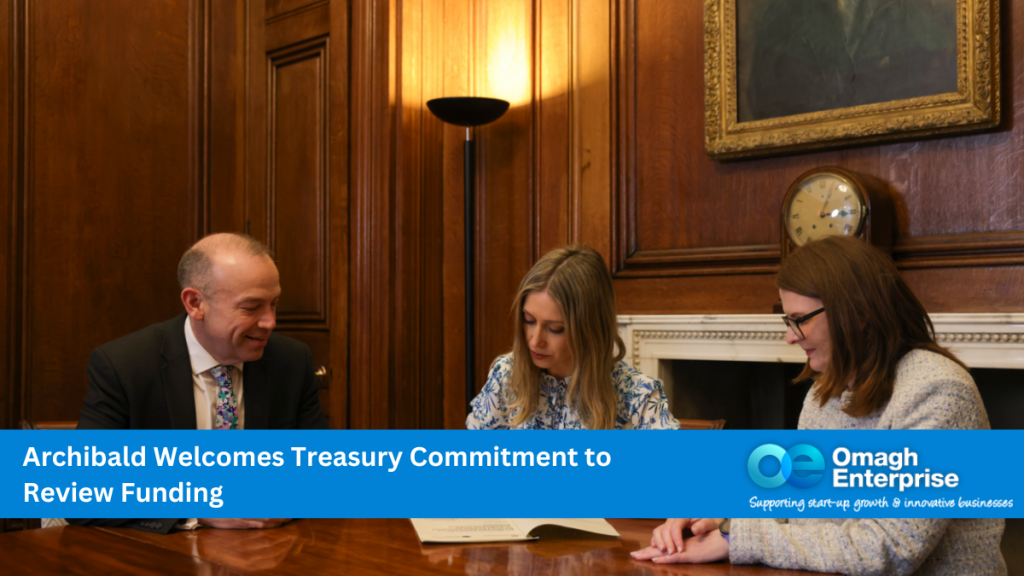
[747,443,824,489]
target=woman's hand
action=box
[648,530,729,564]
[651,518,691,554]
[626,528,733,561]
[637,518,725,555]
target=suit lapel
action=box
[160,314,198,430]
[244,356,270,429]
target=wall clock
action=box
[781,167,893,260]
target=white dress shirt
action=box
[184,318,245,430]
[180,318,248,529]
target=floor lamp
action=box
[426,96,510,414]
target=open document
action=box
[410,518,619,543]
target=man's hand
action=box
[197,518,291,529]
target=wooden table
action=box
[0,519,829,575]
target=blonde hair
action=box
[506,245,624,429]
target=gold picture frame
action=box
[704,0,1000,160]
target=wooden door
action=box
[246,0,349,428]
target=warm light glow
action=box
[484,18,531,107]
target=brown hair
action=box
[506,245,624,429]
[777,236,965,416]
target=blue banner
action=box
[2,430,1020,518]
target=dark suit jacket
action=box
[68,313,328,533]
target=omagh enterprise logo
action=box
[748,444,825,489]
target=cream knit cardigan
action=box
[730,349,1007,576]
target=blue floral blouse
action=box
[466,354,681,430]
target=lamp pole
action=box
[463,127,475,416]
[426,97,510,415]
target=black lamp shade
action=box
[427,96,509,409]
[426,97,510,127]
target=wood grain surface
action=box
[0,519,829,575]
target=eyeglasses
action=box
[781,307,825,340]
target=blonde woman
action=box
[466,245,679,430]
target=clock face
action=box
[784,172,867,247]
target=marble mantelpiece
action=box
[618,314,1024,381]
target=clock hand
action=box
[816,208,853,222]
[819,186,834,217]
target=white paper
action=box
[507,518,619,537]
[410,518,619,544]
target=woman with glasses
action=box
[632,236,1005,574]
[466,245,679,430]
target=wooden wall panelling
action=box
[269,40,329,325]
[248,0,347,426]
[611,0,629,278]
[190,0,212,237]
[393,0,445,430]
[340,0,447,430]
[564,0,581,248]
[440,0,471,429]
[576,0,613,264]
[614,274,781,315]
[534,0,570,258]
[418,0,445,430]
[345,0,446,430]
[268,32,332,419]
[208,0,247,234]
[901,267,1024,313]
[247,0,268,242]
[616,0,786,278]
[605,0,1024,313]
[395,0,420,431]
[2,0,18,430]
[327,0,349,429]
[24,0,199,423]
[268,0,327,17]
[350,0,393,428]
[534,0,622,284]
[475,0,536,402]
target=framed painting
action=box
[704,0,1000,159]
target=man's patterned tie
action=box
[211,365,238,430]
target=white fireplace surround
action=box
[618,314,1024,384]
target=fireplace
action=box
[619,313,1024,568]
[618,313,1024,430]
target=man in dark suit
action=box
[68,233,328,533]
